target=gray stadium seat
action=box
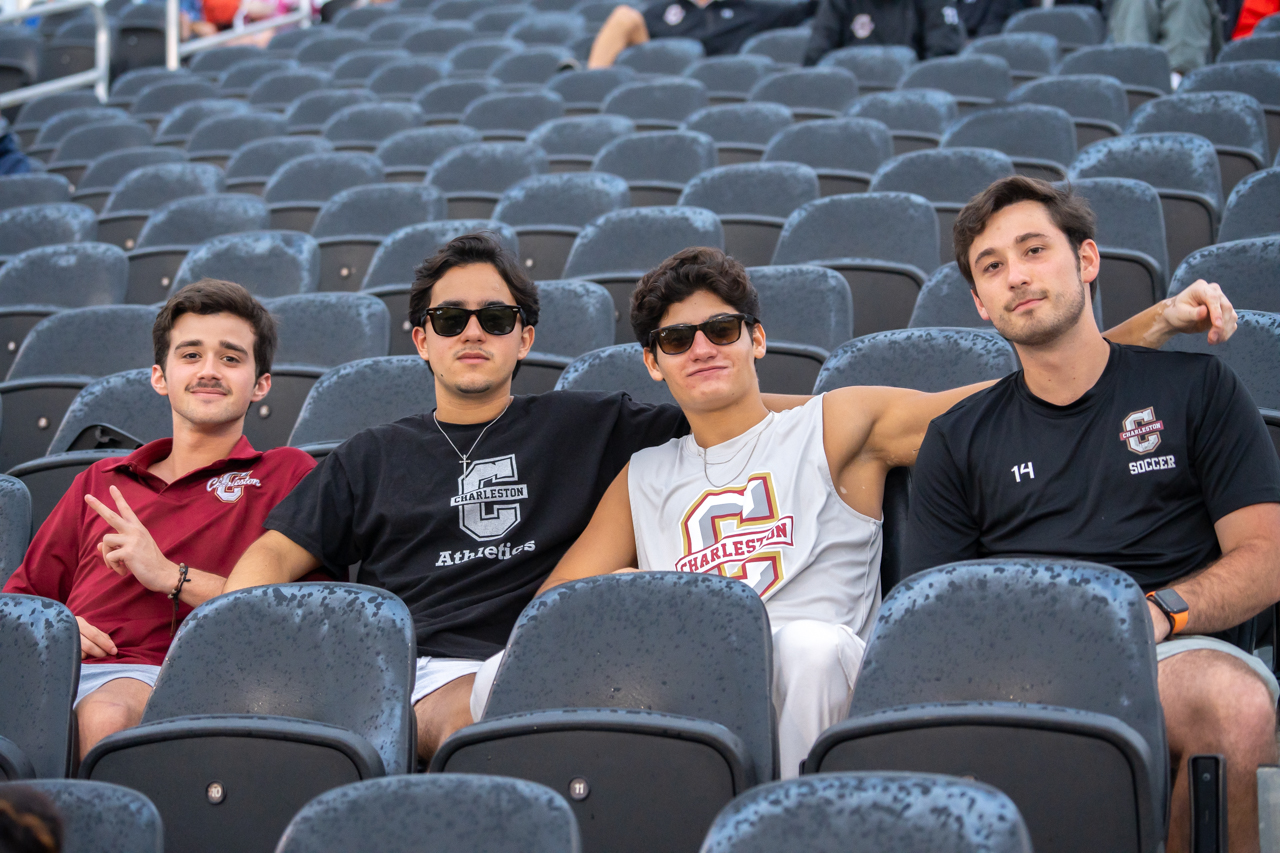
[398,20,478,55]
[1008,73,1129,148]
[172,230,320,298]
[443,37,523,75]
[814,326,1016,392]
[0,477,31,585]
[223,136,335,196]
[9,780,163,853]
[869,148,1016,264]
[1178,60,1280,164]
[685,55,774,103]
[1068,132,1222,269]
[805,560,1166,853]
[97,162,224,251]
[940,103,1076,182]
[330,48,410,87]
[335,3,397,27]
[1056,43,1170,111]
[47,121,154,187]
[493,172,630,279]
[700,773,1032,853]
[490,45,574,85]
[375,125,481,182]
[275,775,581,853]
[1218,167,1280,242]
[367,56,446,99]
[430,0,492,19]
[81,584,416,853]
[323,102,425,153]
[428,141,549,217]
[898,55,1013,114]
[67,143,183,219]
[749,67,860,121]
[296,31,371,65]
[506,12,585,45]
[679,162,820,267]
[264,151,385,231]
[126,194,271,305]
[615,37,703,75]
[682,101,793,165]
[1002,5,1105,50]
[740,26,810,65]
[747,264,854,394]
[512,279,615,393]
[845,88,958,155]
[1167,234,1280,314]
[0,173,71,213]
[12,90,99,148]
[463,90,566,140]
[527,114,635,172]
[591,129,717,205]
[472,5,535,35]
[772,193,940,337]
[312,183,447,291]
[415,76,502,124]
[26,106,129,161]
[288,356,437,454]
[0,594,78,779]
[1165,311,1280,422]
[907,262,988,329]
[189,44,263,78]
[217,58,298,98]
[284,88,376,135]
[562,205,724,341]
[1128,91,1270,196]
[553,342,674,403]
[761,117,893,196]
[0,204,97,260]
[602,77,710,132]
[818,45,917,93]
[547,66,635,112]
[963,33,1058,85]
[1217,32,1280,64]
[128,78,218,128]
[152,98,249,147]
[248,68,332,111]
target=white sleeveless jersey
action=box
[628,395,882,640]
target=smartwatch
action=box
[1146,588,1190,636]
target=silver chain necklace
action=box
[433,398,512,470]
[701,423,765,489]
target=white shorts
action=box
[1157,635,1280,706]
[412,656,484,705]
[75,663,161,708]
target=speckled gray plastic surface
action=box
[289,355,437,446]
[486,572,775,779]
[0,594,78,778]
[8,305,157,381]
[772,193,940,274]
[75,149,184,193]
[1128,92,1268,162]
[1066,177,1170,277]
[815,327,1016,393]
[1165,309,1280,408]
[130,79,218,116]
[1068,132,1223,205]
[615,39,703,75]
[593,130,717,184]
[679,163,819,221]
[1167,235,1280,310]
[323,102,425,146]
[141,583,416,773]
[964,33,1058,75]
[1219,168,1280,243]
[0,204,97,256]
[173,230,320,296]
[562,206,723,280]
[763,118,893,175]
[820,45,917,88]
[186,112,288,156]
[530,281,614,357]
[685,102,793,146]
[416,78,499,119]
[0,243,127,308]
[546,67,636,106]
[1057,44,1171,92]
[553,343,675,404]
[748,68,858,114]
[101,162,224,215]
[264,152,383,205]
[135,193,270,249]
[311,184,446,240]
[870,148,1017,205]
[362,220,519,289]
[909,263,992,329]
[0,174,71,212]
[848,89,958,134]
[1178,60,1280,107]
[1009,74,1129,126]
[264,293,390,365]
[700,773,1032,853]
[900,54,1013,100]
[490,47,572,86]
[602,78,709,125]
[375,125,481,168]
[285,89,374,132]
[277,774,580,853]
[462,91,565,134]
[8,780,163,853]
[529,115,636,157]
[493,173,630,228]
[1004,6,1104,46]
[942,104,1077,167]
[427,141,548,194]
[0,477,31,585]
[47,368,172,454]
[155,99,251,142]
[225,137,333,182]
[747,265,853,350]
[53,121,152,164]
[31,108,128,150]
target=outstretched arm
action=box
[223,530,321,592]
[537,464,638,594]
[1101,280,1237,349]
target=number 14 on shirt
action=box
[1011,462,1035,483]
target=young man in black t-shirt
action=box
[801,0,963,65]
[906,176,1280,853]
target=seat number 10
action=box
[1011,462,1035,483]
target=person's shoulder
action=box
[526,389,674,417]
[931,372,1021,431]
[258,445,318,474]
[1115,343,1223,382]
[630,435,683,470]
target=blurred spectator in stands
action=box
[1109,0,1221,77]
[588,0,817,68]
[0,122,31,176]
[0,786,62,853]
[1230,0,1278,37]
[802,0,965,65]
[955,0,1023,39]
[2,280,316,760]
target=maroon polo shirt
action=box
[3,436,316,666]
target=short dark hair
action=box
[953,176,1097,288]
[408,232,540,330]
[153,279,277,379]
[630,247,760,349]
[0,785,63,853]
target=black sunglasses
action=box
[648,313,758,356]
[424,305,525,337]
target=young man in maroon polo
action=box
[3,279,316,759]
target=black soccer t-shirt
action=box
[642,0,816,55]
[265,392,688,660]
[905,344,1280,589]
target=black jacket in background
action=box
[956,0,1023,37]
[802,0,965,64]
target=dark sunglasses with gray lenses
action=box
[424,305,524,337]
[649,313,757,355]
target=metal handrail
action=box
[0,0,110,108]
[165,0,311,69]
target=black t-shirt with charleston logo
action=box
[264,392,687,659]
[904,343,1280,591]
[641,0,816,57]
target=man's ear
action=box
[518,322,535,360]
[641,345,665,383]
[751,322,767,360]
[971,288,992,322]
[250,372,271,402]
[411,325,430,365]
[1078,237,1101,286]
[150,363,169,397]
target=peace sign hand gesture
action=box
[85,485,180,595]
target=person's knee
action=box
[1163,653,1277,754]
[77,694,142,739]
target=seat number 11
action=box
[1011,462,1035,483]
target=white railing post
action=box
[165,0,180,69]
[0,0,112,109]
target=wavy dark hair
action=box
[153,278,277,379]
[408,232,540,330]
[630,247,760,349]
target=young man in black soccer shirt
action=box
[905,176,1280,853]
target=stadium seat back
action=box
[173,230,320,297]
[47,368,172,456]
[553,342,675,403]
[10,780,163,853]
[217,58,297,95]
[1217,33,1280,64]
[547,65,635,110]
[0,173,71,212]
[679,162,819,267]
[615,38,704,75]
[427,142,548,217]
[323,102,425,150]
[683,101,793,163]
[398,20,478,55]
[1008,73,1129,147]
[30,107,128,152]
[129,79,218,119]
[189,44,263,76]
[602,76,709,129]
[526,279,614,358]
[8,305,156,382]
[472,5,535,35]
[268,292,392,367]
[415,76,501,121]
[592,129,716,204]
[284,88,376,133]
[845,89,957,155]
[506,12,585,44]
[907,262,989,329]
[224,136,333,187]
[52,120,153,165]
[1219,167,1280,242]
[0,477,31,587]
[366,57,446,98]
[375,125,481,181]
[153,98,250,144]
[289,355,437,449]
[248,68,332,110]
[490,45,574,85]
[963,32,1058,79]
[0,242,128,309]
[0,204,97,257]
[1055,43,1170,105]
[13,91,99,144]
[685,55,774,101]
[1165,309,1280,410]
[494,173,628,278]
[296,31,371,65]
[462,90,566,138]
[312,183,447,239]
[1127,92,1269,195]
[898,55,1013,106]
[940,104,1075,181]
[1002,6,1105,49]
[1168,234,1280,313]
[330,48,409,86]
[527,114,634,171]
[134,192,270,253]
[429,0,491,18]
[740,26,810,65]
[1177,60,1280,151]
[443,37,523,74]
[749,67,860,120]
[747,264,853,393]
[818,45,917,90]
[264,151,384,230]
[74,148,185,208]
[0,594,78,779]
[761,117,893,195]
[815,327,1016,393]
[102,162,224,215]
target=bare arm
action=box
[537,464,638,594]
[587,4,648,68]
[222,530,321,593]
[1101,280,1237,350]
[1147,503,1280,642]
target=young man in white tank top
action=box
[491,246,1237,778]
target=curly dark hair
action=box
[630,247,760,349]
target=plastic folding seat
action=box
[762,117,893,196]
[679,163,818,267]
[815,326,1016,393]
[463,90,566,141]
[444,37,523,75]
[288,355,437,454]
[360,219,520,352]
[1259,11,1280,32]
[183,112,287,169]
[398,20,479,55]
[1001,6,1105,51]
[870,148,1015,264]
[1166,309,1280,433]
[899,54,1013,115]
[1128,92,1269,195]
[224,135,333,196]
[296,31,371,65]
[1167,234,1280,313]
[907,261,988,329]
[284,88,375,136]
[81,583,415,853]
[0,173,71,213]
[366,56,446,99]
[805,560,1167,853]
[46,120,153,187]
[700,773,1032,853]
[172,230,320,299]
[1219,167,1280,242]
[0,204,97,262]
[217,57,298,97]
[0,594,78,779]
[264,151,384,231]
[1178,61,1280,166]
[428,141,548,218]
[265,27,313,52]
[128,78,218,129]
[24,106,130,162]
[741,26,810,65]
[376,125,481,182]
[248,68,332,111]
[430,0,493,18]
[562,205,723,341]
[152,98,250,148]
[115,2,167,74]
[368,14,440,43]
[506,11,585,44]
[415,76,501,123]
[749,67,860,122]
[1069,132,1221,269]
[39,18,100,84]
[684,55,773,104]
[547,66,635,113]
[683,102,793,165]
[334,3,396,28]
[6,780,163,852]
[772,193,939,337]
[189,44,265,79]
[96,162,223,251]
[615,38,704,75]
[0,476,31,585]
[432,572,773,853]
[509,279,614,393]
[591,129,716,206]
[818,45,917,94]
[493,172,630,279]
[11,90,99,148]
[490,45,574,85]
[0,30,40,94]
[472,5,536,35]
[527,114,634,172]
[1056,44,1170,112]
[323,102,425,152]
[312,184,447,291]
[940,103,1076,181]
[0,305,156,472]
[845,88,957,155]
[601,77,710,130]
[1008,73,1129,148]
[105,67,192,109]
[963,33,1058,86]
[745,264,853,394]
[328,48,410,88]
[1217,32,1280,63]
[552,342,675,402]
